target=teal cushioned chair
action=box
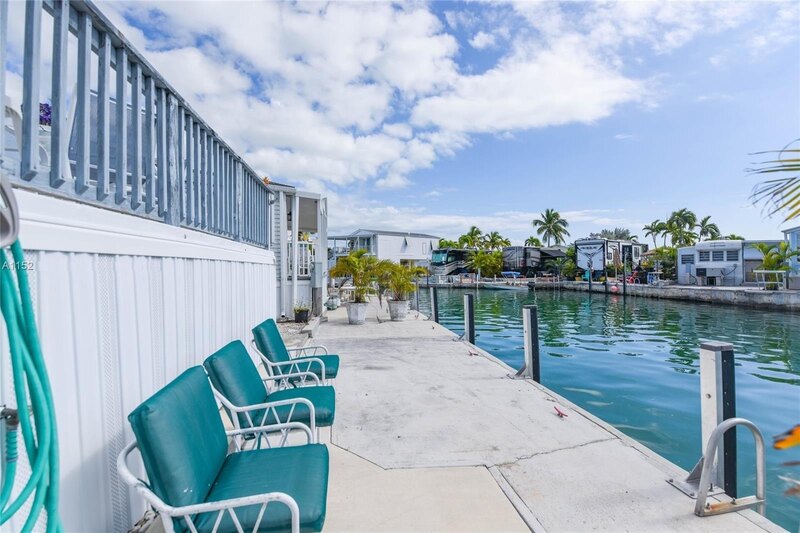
[204,340,335,436]
[252,318,339,383]
[118,366,329,533]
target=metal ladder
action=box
[669,417,766,517]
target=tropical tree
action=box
[524,236,542,247]
[483,231,511,251]
[751,241,799,271]
[668,208,697,229]
[467,250,503,278]
[696,216,721,241]
[643,219,663,249]
[590,227,637,241]
[532,208,570,246]
[329,249,379,303]
[750,140,800,221]
[722,234,745,240]
[458,226,483,249]
[667,208,698,246]
[438,238,459,248]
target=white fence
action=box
[1,191,277,531]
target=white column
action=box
[278,191,288,316]
[291,193,300,313]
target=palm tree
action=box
[751,140,800,221]
[667,208,698,246]
[752,241,800,271]
[722,234,745,240]
[438,238,459,248]
[524,236,542,247]
[329,249,379,303]
[483,231,510,251]
[696,216,720,241]
[532,209,570,246]
[643,219,662,249]
[458,226,483,249]
[467,250,503,278]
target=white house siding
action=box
[375,234,436,265]
[1,191,276,532]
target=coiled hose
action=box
[0,240,62,532]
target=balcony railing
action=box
[1,0,270,247]
[288,241,314,278]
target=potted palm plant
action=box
[329,249,378,324]
[383,263,427,321]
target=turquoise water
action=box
[417,288,800,530]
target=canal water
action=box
[417,287,800,530]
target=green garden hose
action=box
[0,240,62,532]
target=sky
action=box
[7,0,799,244]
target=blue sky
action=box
[74,2,800,242]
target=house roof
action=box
[783,225,800,235]
[331,228,441,240]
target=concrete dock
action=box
[318,301,785,532]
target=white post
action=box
[278,191,288,316]
[291,193,300,314]
[699,341,736,493]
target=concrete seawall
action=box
[531,281,800,311]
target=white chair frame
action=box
[118,421,316,533]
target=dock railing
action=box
[1,0,271,247]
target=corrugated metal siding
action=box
[1,250,277,532]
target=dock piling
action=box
[522,305,541,382]
[464,293,474,344]
[429,286,439,323]
[699,341,737,497]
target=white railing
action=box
[1,0,271,247]
[288,241,314,278]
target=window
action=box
[606,250,614,262]
[633,247,640,260]
[712,251,724,262]
[726,250,739,261]
[698,251,710,262]
[681,254,694,264]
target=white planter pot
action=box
[346,302,368,325]
[388,300,409,321]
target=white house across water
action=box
[676,239,782,286]
[328,228,440,268]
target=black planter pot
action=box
[294,309,310,323]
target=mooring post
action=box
[414,279,420,311]
[699,341,737,497]
[622,251,628,296]
[429,286,439,323]
[464,293,475,344]
[522,305,541,382]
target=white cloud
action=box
[614,134,634,140]
[470,31,497,50]
[73,0,795,199]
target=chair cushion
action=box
[204,341,269,429]
[265,386,336,427]
[195,444,329,533]
[252,318,291,364]
[292,354,340,380]
[128,367,227,509]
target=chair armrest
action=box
[210,385,317,436]
[118,442,303,533]
[257,352,328,386]
[287,345,329,356]
[262,371,321,386]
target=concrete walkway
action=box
[318,301,784,533]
